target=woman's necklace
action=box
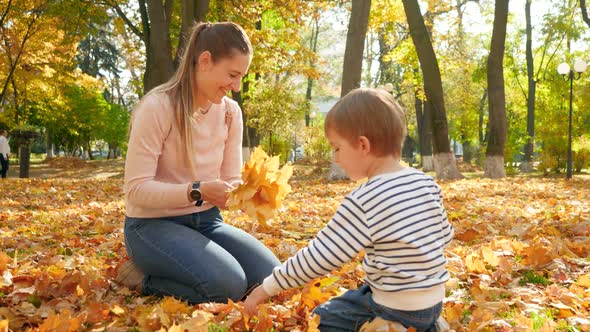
[193,102,212,122]
[198,101,212,115]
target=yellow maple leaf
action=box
[167,323,184,332]
[359,317,409,332]
[0,252,10,272]
[111,305,126,316]
[38,310,82,332]
[576,274,590,288]
[465,252,487,274]
[161,296,192,316]
[227,147,293,226]
[481,246,500,267]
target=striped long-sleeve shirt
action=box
[262,167,454,311]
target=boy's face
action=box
[327,129,369,181]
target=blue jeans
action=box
[312,285,442,332]
[124,207,281,304]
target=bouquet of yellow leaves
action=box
[227,147,293,226]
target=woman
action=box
[116,22,281,304]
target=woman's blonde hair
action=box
[325,88,406,157]
[146,22,252,170]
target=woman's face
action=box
[195,51,251,105]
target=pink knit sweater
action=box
[124,92,243,218]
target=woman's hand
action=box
[243,285,270,316]
[200,179,235,209]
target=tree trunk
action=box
[195,0,210,21]
[478,89,487,145]
[340,0,371,97]
[581,0,590,28]
[329,0,371,180]
[402,0,462,179]
[415,88,434,171]
[46,132,54,159]
[484,0,509,179]
[19,144,30,178]
[463,140,473,163]
[143,0,175,92]
[0,9,39,105]
[522,0,535,172]
[233,82,259,147]
[175,1,210,67]
[87,142,94,160]
[305,18,320,127]
[175,0,196,68]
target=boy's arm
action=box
[262,196,372,297]
[243,285,270,315]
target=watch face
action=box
[190,189,202,201]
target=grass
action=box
[519,270,550,286]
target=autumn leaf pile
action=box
[227,147,293,226]
[45,157,92,169]
[1,169,590,331]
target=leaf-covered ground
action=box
[1,162,590,331]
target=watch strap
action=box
[192,181,203,206]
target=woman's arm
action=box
[124,94,191,209]
[220,100,244,186]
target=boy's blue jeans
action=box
[124,207,280,304]
[312,285,443,332]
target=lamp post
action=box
[557,60,587,179]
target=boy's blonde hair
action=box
[325,88,406,157]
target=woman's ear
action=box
[358,136,371,155]
[197,51,212,71]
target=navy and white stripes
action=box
[263,167,454,298]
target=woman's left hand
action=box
[243,285,270,316]
[200,179,235,209]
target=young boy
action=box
[244,88,454,331]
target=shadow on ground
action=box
[6,158,125,179]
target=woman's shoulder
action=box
[131,91,174,128]
[133,92,173,119]
[138,91,172,111]
[221,96,241,113]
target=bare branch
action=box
[0,0,13,28]
[112,4,144,41]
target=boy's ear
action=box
[358,136,371,155]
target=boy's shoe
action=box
[114,259,144,291]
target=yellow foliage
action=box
[227,147,293,226]
[360,317,409,332]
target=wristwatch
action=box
[190,181,203,206]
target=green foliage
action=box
[260,134,291,164]
[38,81,111,154]
[573,135,590,172]
[98,103,130,154]
[302,116,331,164]
[531,310,553,331]
[519,270,550,286]
[244,77,307,147]
[76,21,120,78]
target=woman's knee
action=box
[200,270,248,302]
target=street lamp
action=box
[557,59,587,179]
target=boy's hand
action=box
[243,285,270,316]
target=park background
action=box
[1,0,590,331]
